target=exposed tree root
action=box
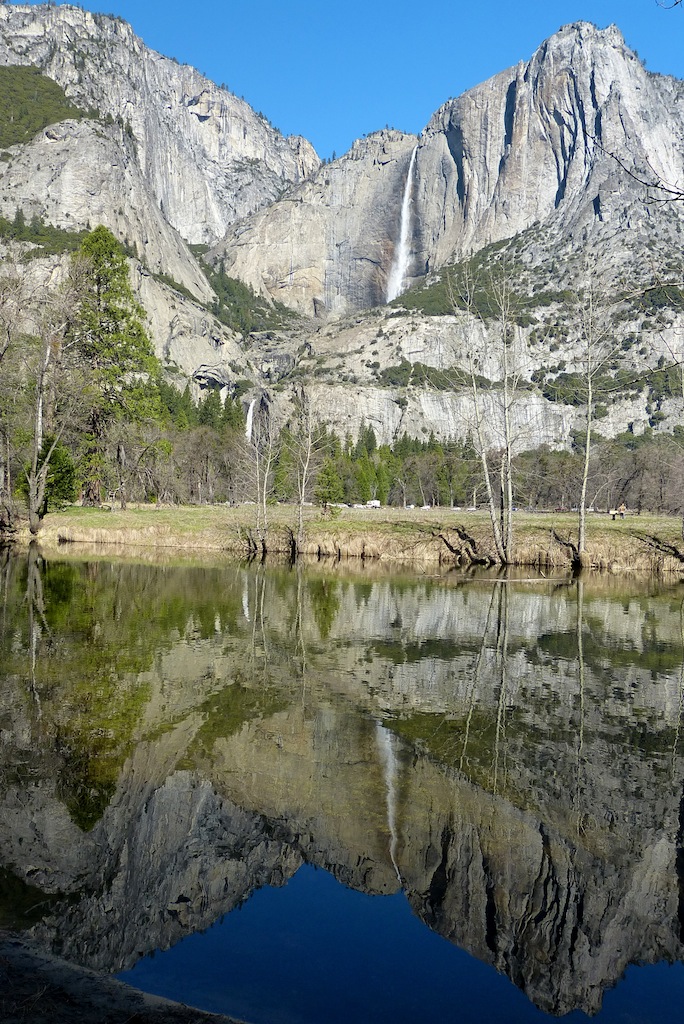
[551,529,582,572]
[634,532,684,564]
[434,525,494,567]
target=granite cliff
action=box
[0,3,320,401]
[0,3,319,245]
[1,6,684,448]
[215,22,684,316]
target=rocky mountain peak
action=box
[1,7,684,451]
[0,3,320,244]
[217,19,684,317]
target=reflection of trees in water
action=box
[460,584,498,774]
[674,597,684,779]
[675,594,684,944]
[385,579,684,842]
[247,563,269,671]
[293,565,307,682]
[387,580,516,796]
[2,558,684,1014]
[402,582,684,1016]
[2,556,253,831]
[307,576,341,641]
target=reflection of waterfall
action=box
[245,398,256,442]
[242,575,250,622]
[386,146,418,303]
[376,722,402,883]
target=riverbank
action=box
[14,504,684,575]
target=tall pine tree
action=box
[70,226,157,505]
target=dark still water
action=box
[2,548,684,1022]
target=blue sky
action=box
[24,1,684,159]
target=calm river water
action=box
[1,548,684,1022]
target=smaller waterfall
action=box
[376,722,402,883]
[386,146,418,303]
[245,398,256,442]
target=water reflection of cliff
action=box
[1,549,683,1016]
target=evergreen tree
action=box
[70,226,158,505]
[375,460,390,504]
[354,454,376,502]
[198,388,222,430]
[19,435,77,515]
[221,395,245,432]
[314,457,344,508]
[178,385,197,428]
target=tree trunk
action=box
[81,410,105,507]
[27,339,51,533]
[578,375,592,564]
[117,442,127,511]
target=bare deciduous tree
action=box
[448,266,535,565]
[0,251,31,520]
[23,269,89,534]
[239,399,279,557]
[289,389,324,554]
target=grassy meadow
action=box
[22,503,684,576]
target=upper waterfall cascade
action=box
[245,398,256,442]
[385,146,418,303]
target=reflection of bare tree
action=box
[492,582,509,795]
[293,565,307,682]
[676,596,684,944]
[460,583,498,773]
[575,578,586,837]
[457,580,510,794]
[25,541,48,720]
[245,564,270,677]
[673,597,684,782]
[0,544,12,619]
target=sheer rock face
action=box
[0,4,319,394]
[0,4,319,245]
[0,119,212,303]
[283,381,575,450]
[1,7,683,443]
[213,130,419,316]
[413,21,684,264]
[216,22,684,315]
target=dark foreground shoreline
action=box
[0,931,243,1024]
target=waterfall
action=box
[245,398,256,442]
[375,722,402,883]
[386,146,418,303]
